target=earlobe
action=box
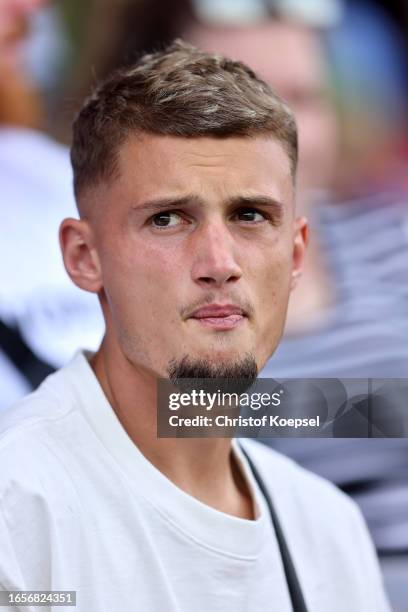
[59,218,102,294]
[290,216,308,291]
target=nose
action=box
[190,220,242,289]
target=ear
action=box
[59,218,102,293]
[290,216,309,291]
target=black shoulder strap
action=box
[239,443,309,612]
[0,319,54,390]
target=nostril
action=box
[197,274,240,287]
[228,275,240,282]
[198,277,215,285]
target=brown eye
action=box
[235,208,266,222]
[151,212,182,228]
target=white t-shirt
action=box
[0,353,391,612]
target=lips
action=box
[191,304,245,318]
[189,304,247,331]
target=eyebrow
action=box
[229,195,284,217]
[133,195,202,213]
[133,194,284,218]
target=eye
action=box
[233,208,267,223]
[150,211,184,228]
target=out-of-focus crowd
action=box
[0,0,408,609]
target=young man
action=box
[0,41,390,611]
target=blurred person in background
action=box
[0,0,43,128]
[0,122,104,407]
[58,0,408,607]
[326,0,408,197]
[0,0,103,410]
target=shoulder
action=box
[240,439,389,609]
[0,368,87,589]
[0,366,83,506]
[240,438,371,546]
[0,370,71,448]
[0,352,92,449]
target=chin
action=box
[199,347,248,364]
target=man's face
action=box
[85,134,305,378]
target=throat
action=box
[141,439,256,521]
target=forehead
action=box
[114,133,293,204]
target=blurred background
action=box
[0,0,407,609]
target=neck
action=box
[91,338,254,520]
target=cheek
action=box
[251,244,293,364]
[101,241,181,325]
[263,261,292,315]
[253,240,294,311]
